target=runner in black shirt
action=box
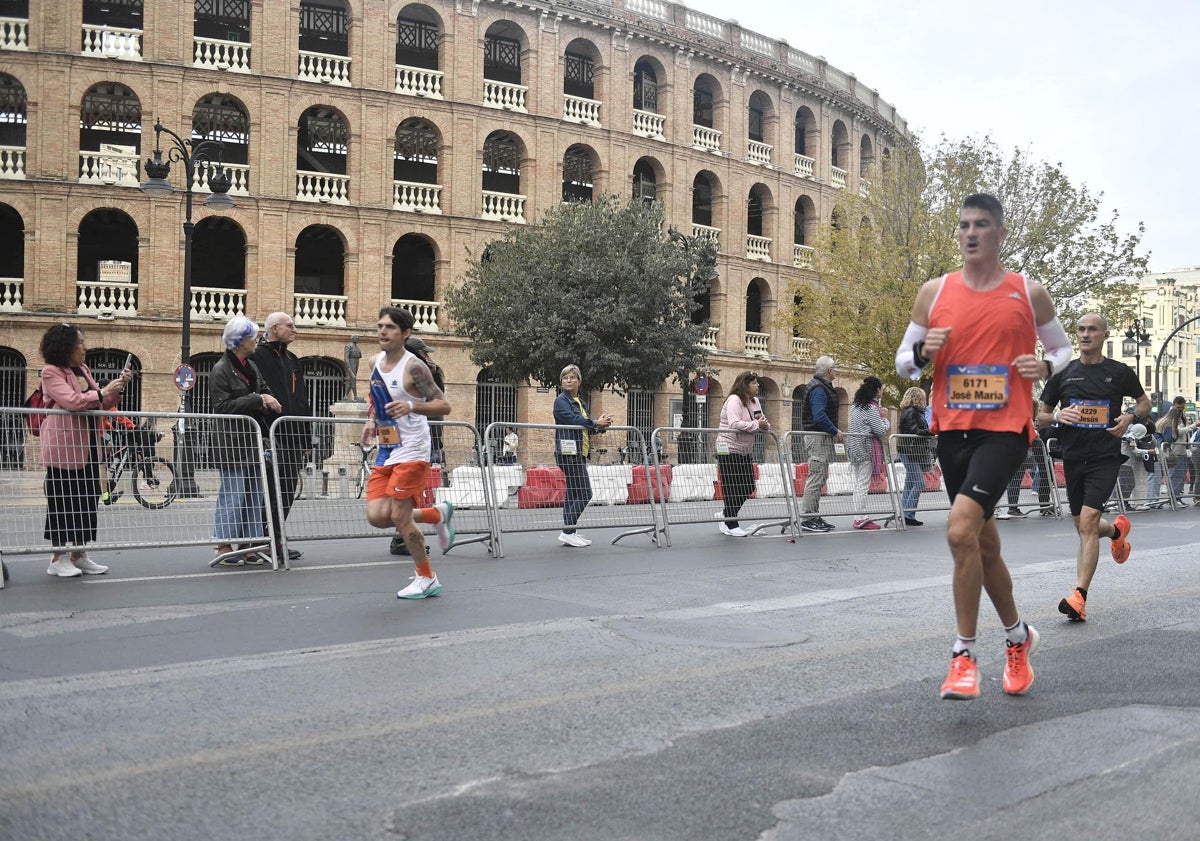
[1037,312,1151,621]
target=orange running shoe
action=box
[1002,623,1039,695]
[1110,514,1131,564]
[940,653,980,700]
[1058,588,1087,621]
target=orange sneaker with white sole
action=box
[1002,623,1039,695]
[1058,588,1087,621]
[940,653,980,700]
[1110,514,1131,564]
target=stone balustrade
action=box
[77,281,137,318]
[294,293,348,327]
[481,190,526,223]
[389,298,441,332]
[395,64,443,98]
[633,109,665,140]
[193,36,251,72]
[296,171,350,204]
[81,24,142,60]
[191,287,246,322]
[483,80,528,112]
[298,50,351,85]
[393,181,442,214]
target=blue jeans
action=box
[555,454,593,530]
[213,466,265,542]
[899,454,924,518]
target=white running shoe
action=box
[558,531,590,548]
[397,573,442,599]
[434,501,455,554]
[70,554,109,575]
[718,523,749,537]
[47,557,83,577]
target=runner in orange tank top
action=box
[895,193,1073,701]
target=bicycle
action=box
[294,442,376,499]
[102,422,176,509]
[353,441,377,498]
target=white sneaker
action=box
[47,557,82,577]
[397,573,442,599]
[994,508,1011,520]
[70,554,109,575]
[434,501,455,554]
[718,523,749,537]
[558,531,590,548]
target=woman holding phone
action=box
[715,371,769,537]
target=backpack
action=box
[24,386,46,436]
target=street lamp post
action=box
[1122,322,1152,385]
[140,119,236,497]
[1152,315,1200,414]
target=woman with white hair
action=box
[209,316,282,565]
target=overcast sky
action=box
[684,0,1197,272]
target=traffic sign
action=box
[694,374,710,395]
[174,363,197,392]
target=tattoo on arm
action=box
[410,362,444,403]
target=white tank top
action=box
[369,350,431,466]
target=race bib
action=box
[378,425,401,446]
[1069,399,1109,429]
[715,439,731,456]
[946,365,1009,410]
[560,438,578,456]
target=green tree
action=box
[789,135,1150,402]
[446,196,717,393]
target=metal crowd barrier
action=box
[268,416,498,561]
[889,433,952,524]
[648,426,799,545]
[996,439,1063,519]
[481,422,661,558]
[784,430,902,531]
[0,407,279,577]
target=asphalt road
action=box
[1,506,1198,840]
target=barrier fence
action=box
[482,422,661,557]
[784,430,902,531]
[4,405,1196,586]
[273,417,497,558]
[648,426,799,545]
[0,408,279,578]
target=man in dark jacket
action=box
[799,355,844,532]
[253,312,311,560]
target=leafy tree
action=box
[789,135,1150,402]
[446,196,718,394]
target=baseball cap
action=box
[1125,423,1147,440]
[405,336,432,355]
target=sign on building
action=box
[98,260,132,283]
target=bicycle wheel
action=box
[132,457,177,509]
[355,464,367,498]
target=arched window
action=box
[633,59,658,113]
[300,356,345,464]
[794,107,814,158]
[484,22,522,85]
[77,208,138,284]
[79,83,141,186]
[86,348,142,413]
[562,144,594,203]
[831,120,850,169]
[793,195,815,246]
[394,118,439,183]
[747,185,767,237]
[391,234,436,302]
[745,280,765,333]
[563,41,595,100]
[860,134,874,175]
[632,158,657,204]
[748,91,771,144]
[192,93,249,193]
[691,173,715,227]
[396,6,440,70]
[475,369,517,455]
[297,106,348,175]
[0,203,24,287]
[295,225,345,297]
[482,131,521,194]
[692,74,718,128]
[299,0,349,56]
[193,0,249,43]
[0,74,27,160]
[192,217,247,298]
[0,345,26,466]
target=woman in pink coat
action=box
[38,323,131,577]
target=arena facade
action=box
[0,0,909,452]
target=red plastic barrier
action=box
[714,463,758,500]
[793,463,828,495]
[1055,462,1066,487]
[422,465,442,506]
[923,466,942,492]
[517,466,566,509]
[628,464,672,504]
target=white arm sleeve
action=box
[1037,319,1072,374]
[895,321,929,380]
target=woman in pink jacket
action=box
[38,323,131,577]
[715,371,770,536]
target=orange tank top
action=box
[929,271,1036,441]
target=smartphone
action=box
[122,353,133,374]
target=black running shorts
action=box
[936,430,1030,519]
[1062,458,1123,517]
